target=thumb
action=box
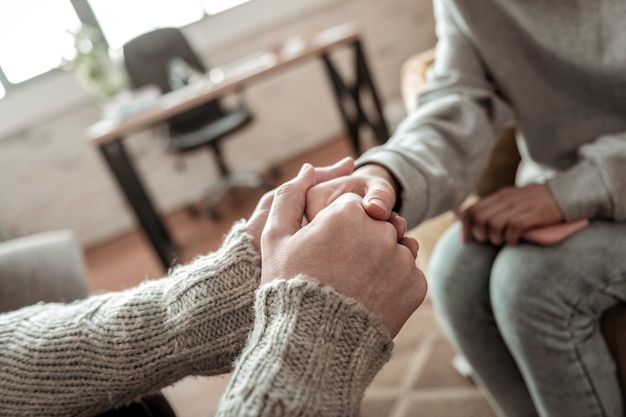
[264,163,316,239]
[362,178,396,220]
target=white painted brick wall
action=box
[0,0,435,246]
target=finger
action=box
[472,223,488,243]
[265,163,317,238]
[504,215,534,245]
[487,203,530,246]
[245,190,276,253]
[253,189,275,215]
[388,212,408,241]
[313,156,354,183]
[457,210,472,243]
[487,227,503,246]
[362,179,396,220]
[486,212,511,246]
[464,198,512,244]
[247,188,276,224]
[399,236,419,259]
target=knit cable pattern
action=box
[215,276,394,417]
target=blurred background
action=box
[0,0,435,254]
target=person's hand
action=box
[246,157,355,254]
[261,164,427,337]
[458,184,564,246]
[305,163,398,222]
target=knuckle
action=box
[369,183,394,201]
[508,219,525,232]
[335,192,362,210]
[261,223,282,242]
[474,213,489,225]
[465,210,484,225]
[274,181,296,198]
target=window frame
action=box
[0,0,247,97]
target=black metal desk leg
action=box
[320,39,390,155]
[99,139,176,271]
[354,40,390,142]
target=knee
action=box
[490,245,573,336]
[429,224,466,308]
[429,223,494,321]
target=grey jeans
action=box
[429,220,626,417]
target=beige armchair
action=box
[0,230,89,313]
[401,48,626,404]
[0,231,176,416]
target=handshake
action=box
[246,156,428,337]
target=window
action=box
[0,0,251,96]
[201,0,250,15]
[88,0,250,49]
[0,0,81,84]
[87,0,205,50]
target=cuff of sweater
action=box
[218,277,393,417]
[547,159,612,221]
[166,220,261,374]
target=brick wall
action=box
[0,0,435,247]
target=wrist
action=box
[166,221,261,374]
[219,277,393,416]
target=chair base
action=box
[204,171,273,220]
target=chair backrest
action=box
[123,27,226,130]
[123,27,204,94]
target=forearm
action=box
[0,221,260,417]
[356,0,514,228]
[215,277,393,417]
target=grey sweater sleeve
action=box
[356,0,514,228]
[0,221,260,417]
[547,132,626,222]
[215,277,394,417]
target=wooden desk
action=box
[87,23,390,270]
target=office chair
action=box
[123,27,268,218]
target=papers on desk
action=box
[92,50,277,127]
[311,22,357,47]
[219,51,277,80]
[152,53,278,110]
[87,85,162,141]
[95,47,288,125]
[102,85,162,122]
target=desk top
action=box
[87,23,360,144]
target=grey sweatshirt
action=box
[0,222,392,417]
[358,0,626,227]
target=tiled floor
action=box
[85,136,497,417]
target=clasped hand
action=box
[457,184,564,246]
[246,157,426,337]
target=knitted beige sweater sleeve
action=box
[0,221,260,417]
[215,277,394,417]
